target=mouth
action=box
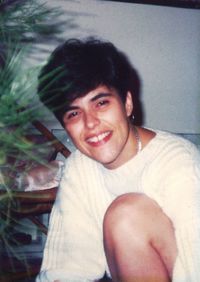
[86,131,112,146]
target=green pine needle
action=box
[0,0,66,267]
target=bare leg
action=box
[103,193,177,282]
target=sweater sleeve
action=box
[36,152,106,282]
[161,144,200,282]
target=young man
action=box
[36,38,200,282]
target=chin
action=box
[78,146,120,166]
[94,154,118,167]
[84,153,113,165]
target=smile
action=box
[86,131,112,145]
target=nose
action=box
[84,111,100,129]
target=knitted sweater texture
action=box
[37,130,200,282]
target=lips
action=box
[86,131,112,146]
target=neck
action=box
[133,126,142,154]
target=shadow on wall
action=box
[129,66,144,126]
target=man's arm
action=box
[161,146,200,281]
[36,152,107,282]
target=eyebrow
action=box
[65,105,79,112]
[90,92,112,102]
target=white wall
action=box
[41,0,200,134]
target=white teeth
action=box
[90,136,98,143]
[88,131,110,143]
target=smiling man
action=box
[62,87,138,169]
[36,38,200,282]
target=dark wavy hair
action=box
[38,37,137,125]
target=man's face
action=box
[63,85,135,169]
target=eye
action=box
[68,111,78,119]
[64,111,80,122]
[96,100,109,108]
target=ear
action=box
[125,91,133,117]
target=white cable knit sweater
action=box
[37,130,200,282]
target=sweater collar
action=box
[98,131,159,196]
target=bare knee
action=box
[103,193,155,260]
[103,193,159,239]
[103,193,177,278]
[104,192,175,237]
